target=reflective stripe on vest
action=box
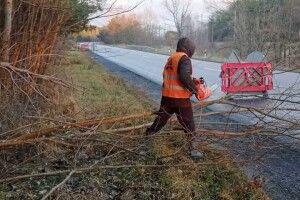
[162,52,192,98]
[163,84,187,91]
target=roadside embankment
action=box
[0,51,267,199]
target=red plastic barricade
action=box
[221,62,273,93]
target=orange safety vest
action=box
[162,52,193,98]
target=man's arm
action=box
[178,56,198,94]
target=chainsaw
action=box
[193,77,218,100]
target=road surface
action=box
[93,45,300,124]
[93,45,300,96]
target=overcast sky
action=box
[91,0,227,27]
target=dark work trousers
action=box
[146,99,195,137]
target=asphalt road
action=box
[90,45,300,200]
[92,45,300,98]
[93,45,300,126]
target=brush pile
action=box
[0,104,267,199]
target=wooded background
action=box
[0,0,100,131]
[90,0,300,67]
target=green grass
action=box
[195,163,256,200]
[65,51,153,118]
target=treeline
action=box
[209,0,300,65]
[0,0,97,75]
[90,13,208,53]
[82,0,299,66]
[97,14,164,47]
[0,0,99,130]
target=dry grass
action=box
[62,51,153,118]
[0,50,268,200]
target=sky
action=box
[91,0,228,27]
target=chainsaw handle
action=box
[199,77,205,84]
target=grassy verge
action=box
[0,51,268,199]
[62,51,154,118]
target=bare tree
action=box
[163,0,192,38]
[1,0,12,62]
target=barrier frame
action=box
[221,62,273,93]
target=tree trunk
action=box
[1,0,13,62]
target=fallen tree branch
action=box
[41,170,75,200]
[194,108,249,117]
[196,128,261,138]
[2,98,223,141]
[9,112,153,141]
[0,108,264,150]
[222,100,300,126]
[0,62,76,89]
[192,97,226,108]
[0,125,264,150]
[104,123,153,133]
[102,122,261,138]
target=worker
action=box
[146,37,203,159]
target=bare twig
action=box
[41,170,75,200]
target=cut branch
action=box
[41,170,75,200]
